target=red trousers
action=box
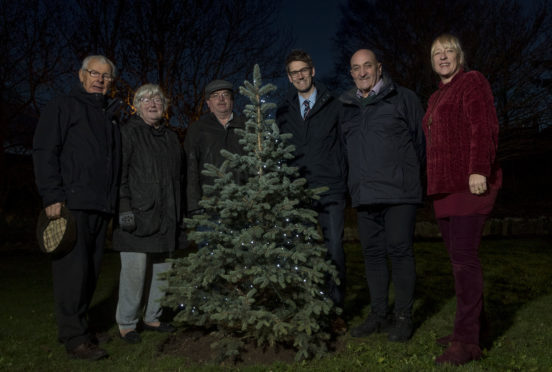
[437,215,487,345]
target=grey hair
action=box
[81,55,117,78]
[133,84,169,112]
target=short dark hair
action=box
[285,49,314,72]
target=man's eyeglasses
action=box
[288,67,312,78]
[140,97,164,105]
[209,92,231,100]
[82,69,114,81]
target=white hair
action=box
[81,55,117,77]
[133,84,169,112]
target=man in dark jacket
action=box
[184,80,245,216]
[32,55,121,360]
[340,49,425,342]
[276,50,348,330]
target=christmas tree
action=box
[163,65,340,362]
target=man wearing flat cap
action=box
[184,79,245,217]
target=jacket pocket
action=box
[130,183,162,237]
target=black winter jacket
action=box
[112,116,183,253]
[32,85,121,213]
[340,74,426,207]
[276,81,347,200]
[184,112,245,213]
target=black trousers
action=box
[51,210,110,350]
[314,197,346,307]
[356,204,417,317]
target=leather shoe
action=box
[436,341,482,366]
[67,341,108,360]
[143,322,176,333]
[350,313,391,337]
[388,315,413,342]
[120,330,141,344]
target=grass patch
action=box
[0,238,551,371]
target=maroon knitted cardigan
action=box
[422,69,502,196]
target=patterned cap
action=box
[36,205,77,258]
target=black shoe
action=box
[388,315,413,342]
[350,313,391,338]
[142,322,176,333]
[67,342,108,360]
[120,330,141,344]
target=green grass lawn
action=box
[1,238,551,371]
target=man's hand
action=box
[45,202,63,219]
[469,174,487,195]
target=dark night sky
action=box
[277,0,543,82]
[279,0,344,79]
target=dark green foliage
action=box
[163,65,339,361]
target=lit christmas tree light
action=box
[163,65,340,362]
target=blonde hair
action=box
[430,34,465,69]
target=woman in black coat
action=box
[113,84,182,343]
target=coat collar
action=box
[340,72,396,106]
[438,68,465,89]
[284,80,332,111]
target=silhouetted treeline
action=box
[1,0,551,219]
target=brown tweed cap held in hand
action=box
[36,205,77,258]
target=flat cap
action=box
[205,80,233,96]
[36,205,77,258]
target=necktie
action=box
[303,100,311,119]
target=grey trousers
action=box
[116,252,171,330]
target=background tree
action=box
[163,65,340,362]
[64,0,291,134]
[0,0,69,210]
[0,0,291,215]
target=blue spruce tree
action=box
[164,65,340,361]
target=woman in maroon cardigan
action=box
[423,34,502,366]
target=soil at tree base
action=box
[160,327,347,366]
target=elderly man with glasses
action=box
[184,80,245,220]
[33,55,121,360]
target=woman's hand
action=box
[469,174,487,195]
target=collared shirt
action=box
[218,112,234,128]
[299,88,317,118]
[356,78,384,99]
